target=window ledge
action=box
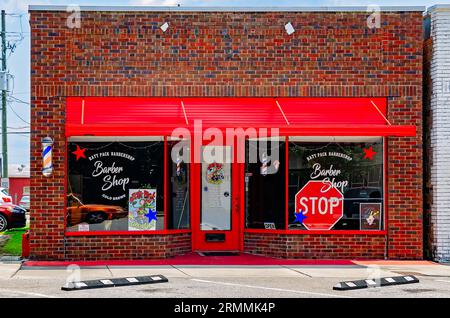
[65,230,191,236]
[244,229,386,235]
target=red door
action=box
[192,145,242,252]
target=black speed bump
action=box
[333,275,419,291]
[61,275,168,291]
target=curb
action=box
[333,275,419,291]
[61,274,168,291]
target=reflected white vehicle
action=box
[0,187,13,204]
[19,195,30,211]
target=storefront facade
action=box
[30,6,424,260]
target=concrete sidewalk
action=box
[1,261,450,298]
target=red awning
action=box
[66,97,415,137]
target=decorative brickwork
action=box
[30,10,423,260]
[244,233,386,259]
[64,233,191,261]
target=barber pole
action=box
[176,155,183,177]
[42,137,53,177]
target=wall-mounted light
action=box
[284,22,295,35]
[42,137,53,177]
[160,22,169,33]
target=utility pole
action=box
[1,10,7,179]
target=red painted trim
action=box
[244,229,387,235]
[384,135,389,258]
[22,253,360,267]
[65,230,191,237]
[285,139,289,230]
[239,162,245,252]
[189,144,195,251]
[192,145,241,251]
[64,135,69,233]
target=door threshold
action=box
[197,251,240,257]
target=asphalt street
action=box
[1,261,450,298]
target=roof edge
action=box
[428,4,450,13]
[28,5,426,13]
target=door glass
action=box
[201,146,232,230]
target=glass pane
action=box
[67,141,164,232]
[245,140,286,229]
[167,140,190,229]
[201,146,232,231]
[288,138,384,231]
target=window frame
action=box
[244,137,287,230]
[243,136,387,236]
[64,136,192,236]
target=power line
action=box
[7,126,29,129]
[5,13,27,17]
[8,95,29,105]
[5,31,29,34]
[2,10,8,178]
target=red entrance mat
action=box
[22,253,361,267]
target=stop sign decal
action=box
[295,180,344,230]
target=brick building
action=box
[29,6,424,261]
[424,5,450,262]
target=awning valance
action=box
[66,97,415,137]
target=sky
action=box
[1,0,450,169]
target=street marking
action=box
[435,279,450,283]
[0,288,56,298]
[191,279,352,298]
[100,279,113,285]
[334,276,419,291]
[62,275,168,291]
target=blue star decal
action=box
[144,209,157,223]
[294,210,307,224]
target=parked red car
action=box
[0,204,27,232]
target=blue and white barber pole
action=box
[42,137,53,177]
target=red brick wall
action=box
[30,10,423,260]
[64,233,191,260]
[244,233,386,259]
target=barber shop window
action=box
[245,138,286,230]
[167,140,190,229]
[66,139,164,232]
[288,137,384,231]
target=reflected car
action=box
[0,187,13,204]
[19,195,30,211]
[0,203,26,232]
[66,194,127,227]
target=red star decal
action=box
[72,145,87,160]
[363,146,377,160]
